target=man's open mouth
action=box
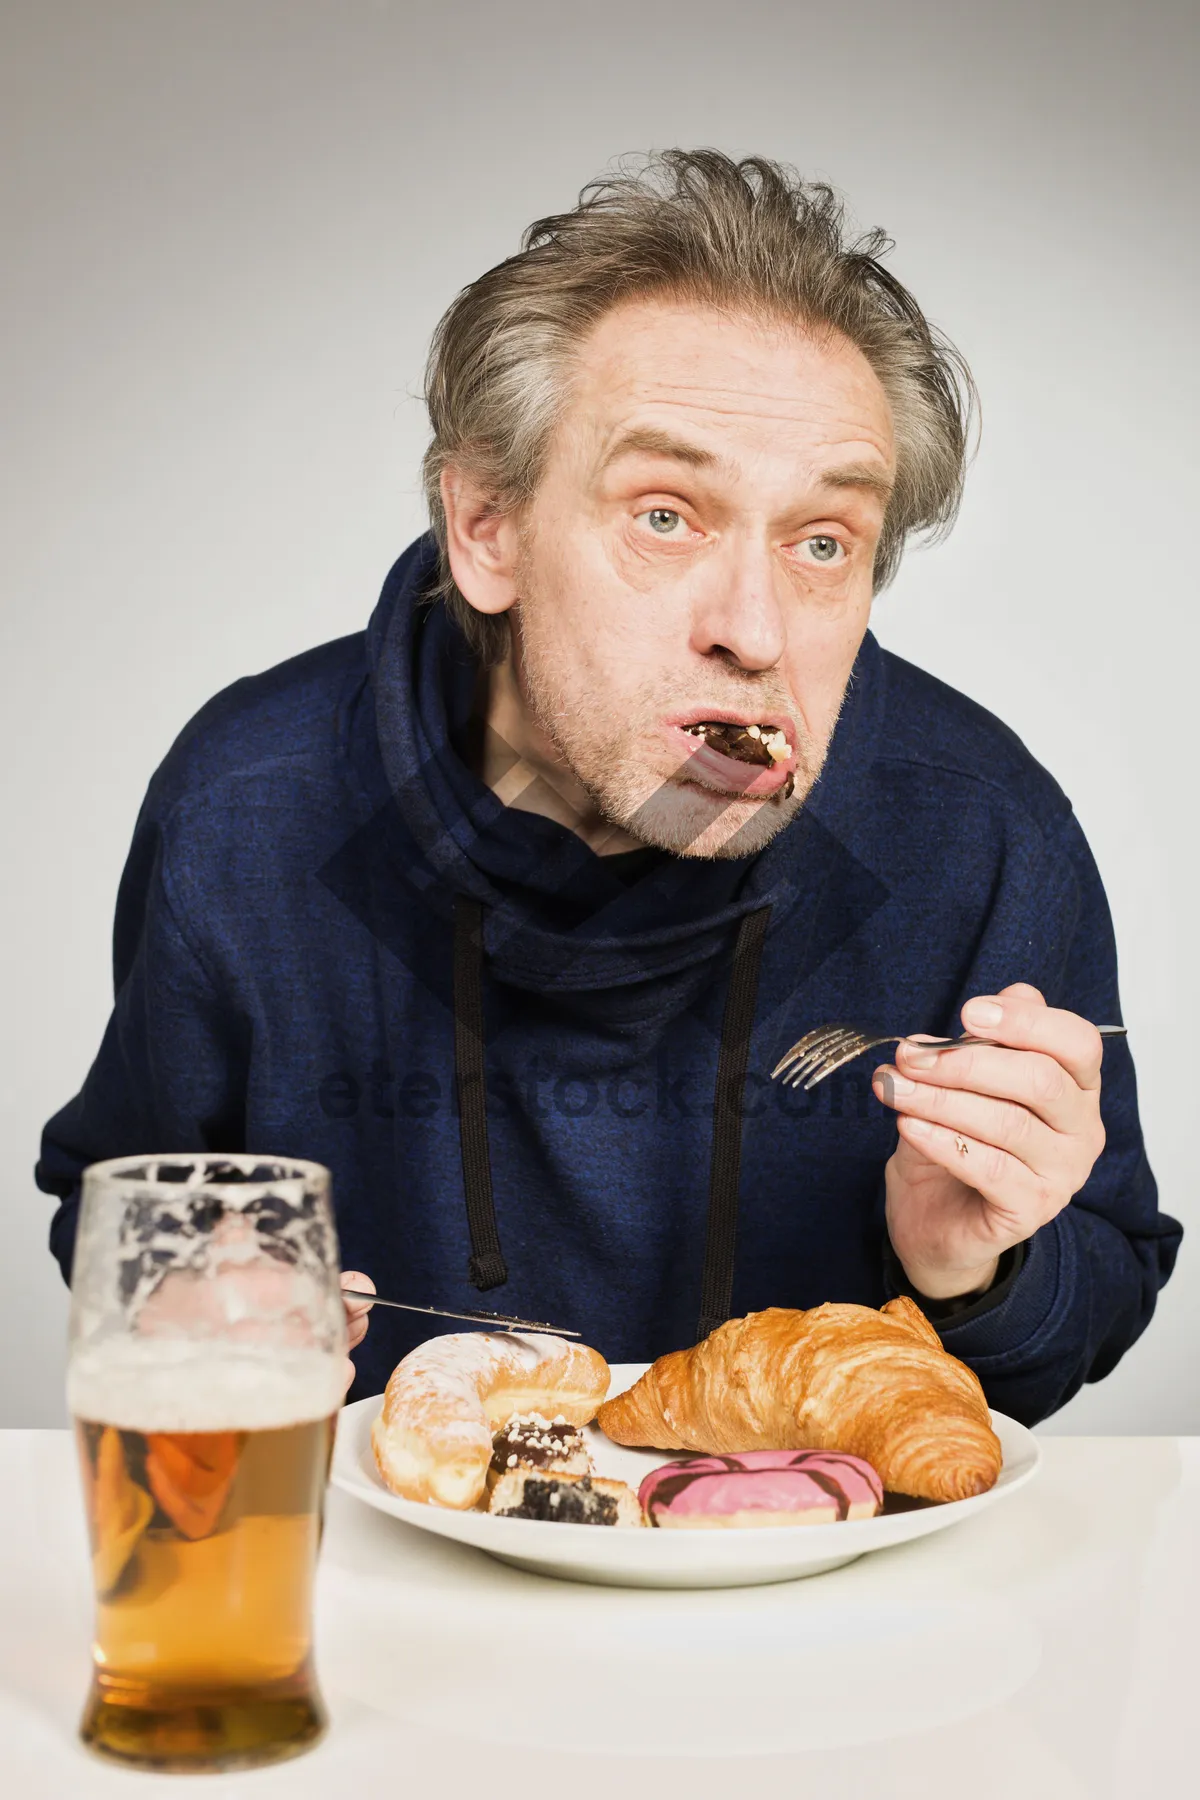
[680,721,792,768]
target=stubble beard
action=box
[512,596,833,862]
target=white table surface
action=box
[1,1430,1194,1799]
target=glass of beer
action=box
[67,1153,347,1772]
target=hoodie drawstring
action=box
[695,903,772,1340]
[452,895,771,1344]
[452,897,508,1290]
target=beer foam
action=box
[68,1338,344,1432]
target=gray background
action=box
[2,0,1195,1428]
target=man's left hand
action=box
[872,983,1107,1301]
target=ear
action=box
[441,466,522,617]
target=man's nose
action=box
[688,540,786,670]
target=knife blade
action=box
[339,1288,580,1338]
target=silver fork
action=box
[771,1021,1128,1091]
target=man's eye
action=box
[800,535,844,564]
[638,508,686,537]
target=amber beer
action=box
[69,1342,341,1771]
[68,1152,348,1770]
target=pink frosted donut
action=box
[639,1449,884,1529]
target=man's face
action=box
[507,299,895,857]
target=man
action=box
[37,151,1180,1414]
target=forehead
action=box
[564,297,895,475]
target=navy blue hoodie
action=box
[36,535,1180,1416]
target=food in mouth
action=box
[682,721,791,767]
[638,1448,884,1529]
[488,1469,644,1526]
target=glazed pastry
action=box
[486,1413,592,1492]
[488,1469,644,1527]
[372,1332,609,1509]
[639,1448,883,1529]
[597,1298,1001,1503]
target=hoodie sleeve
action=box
[35,801,250,1282]
[886,808,1181,1424]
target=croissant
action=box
[597,1299,1001,1502]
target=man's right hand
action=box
[340,1270,375,1394]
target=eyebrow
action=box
[597,427,719,472]
[816,461,894,503]
[597,430,894,503]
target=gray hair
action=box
[422,149,977,663]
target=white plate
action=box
[331,1362,1040,1589]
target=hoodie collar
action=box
[361,535,885,995]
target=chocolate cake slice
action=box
[488,1470,644,1527]
[490,1413,591,1477]
[484,1413,593,1497]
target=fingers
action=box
[341,1270,375,1352]
[893,1036,1090,1134]
[341,1269,375,1310]
[893,1111,1065,1236]
[957,989,1104,1091]
[876,1063,1068,1180]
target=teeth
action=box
[680,721,792,763]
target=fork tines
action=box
[771,1024,868,1089]
[771,1018,1128,1094]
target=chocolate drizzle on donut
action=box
[643,1450,878,1524]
